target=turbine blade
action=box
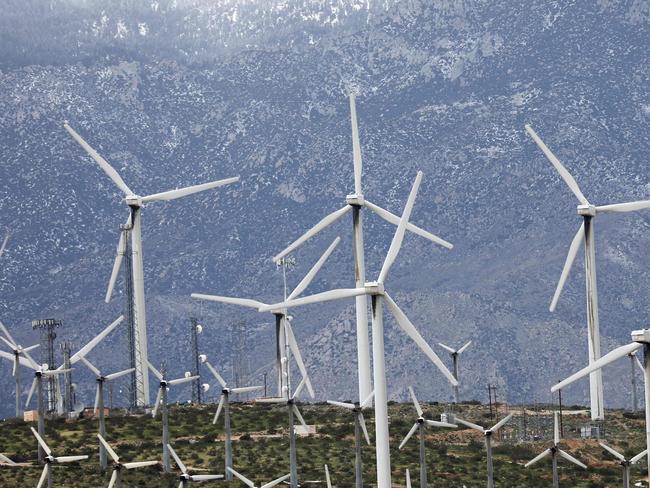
[359,412,371,445]
[0,350,37,371]
[97,434,120,463]
[55,455,88,463]
[189,474,224,481]
[230,385,264,395]
[406,469,412,488]
[190,293,267,310]
[398,423,419,450]
[325,464,332,488]
[327,400,355,410]
[292,377,307,399]
[636,355,645,374]
[360,390,375,409]
[258,288,367,312]
[552,342,644,392]
[454,417,485,433]
[261,474,292,488]
[105,368,135,382]
[384,294,458,386]
[524,449,552,468]
[349,93,363,195]
[167,375,198,386]
[490,413,513,433]
[37,464,49,488]
[272,206,352,263]
[554,412,560,446]
[152,387,163,418]
[288,236,341,300]
[378,171,422,283]
[140,176,239,203]
[70,316,124,364]
[26,377,37,407]
[30,427,52,456]
[147,361,164,382]
[550,223,585,312]
[108,469,118,488]
[292,404,307,426]
[204,360,227,388]
[425,419,457,429]
[285,321,314,397]
[408,386,423,417]
[94,383,100,413]
[123,460,159,469]
[437,343,456,354]
[0,320,17,347]
[212,395,224,425]
[557,449,587,469]
[524,125,588,205]
[64,122,133,196]
[0,234,8,257]
[630,449,648,464]
[167,444,187,474]
[364,200,453,249]
[79,356,101,377]
[227,467,255,487]
[598,443,625,462]
[596,200,650,214]
[458,341,472,354]
[105,218,130,303]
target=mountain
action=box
[1,0,649,418]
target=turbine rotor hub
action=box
[346,194,365,207]
[364,282,384,295]
[577,204,596,217]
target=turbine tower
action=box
[526,124,650,420]
[438,341,472,404]
[261,172,458,488]
[272,95,453,404]
[64,122,239,406]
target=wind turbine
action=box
[260,171,458,488]
[64,121,239,407]
[552,329,650,483]
[0,320,40,417]
[524,412,586,487]
[31,427,88,488]
[167,443,224,487]
[227,467,290,488]
[78,355,134,470]
[454,414,514,488]
[192,236,339,398]
[327,390,374,488]
[256,374,313,488]
[200,354,262,481]
[149,363,198,473]
[398,386,457,488]
[599,442,647,488]
[438,341,472,404]
[97,434,158,488]
[526,124,650,420]
[271,95,453,405]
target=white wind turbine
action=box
[599,442,647,488]
[524,411,586,487]
[454,414,514,488]
[256,375,312,488]
[0,320,40,417]
[200,354,263,481]
[97,434,158,488]
[438,341,472,404]
[168,443,224,487]
[227,467,290,488]
[271,95,453,405]
[64,122,239,406]
[327,390,375,488]
[526,124,650,420]
[149,363,198,473]
[31,427,88,488]
[192,236,340,399]
[260,171,458,488]
[398,386,457,488]
[78,355,134,470]
[552,329,650,483]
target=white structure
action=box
[0,453,28,467]
[227,467,290,488]
[525,412,586,487]
[405,469,412,488]
[552,329,650,483]
[399,387,456,488]
[261,171,458,488]
[192,237,339,399]
[526,124,650,420]
[168,443,223,487]
[65,122,239,406]
[455,414,514,488]
[324,464,332,488]
[438,341,471,403]
[599,442,647,488]
[272,95,453,405]
[0,234,8,258]
[327,391,374,488]
[0,320,39,417]
[200,354,262,480]
[98,434,158,488]
[31,427,88,488]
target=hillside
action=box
[0,401,647,487]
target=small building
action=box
[82,407,109,419]
[23,410,39,422]
[294,425,316,436]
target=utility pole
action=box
[487,385,493,422]
[557,385,564,438]
[190,317,202,404]
[263,372,268,398]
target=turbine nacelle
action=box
[577,204,596,217]
[346,194,365,206]
[632,329,650,344]
[125,195,143,208]
[364,282,384,295]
